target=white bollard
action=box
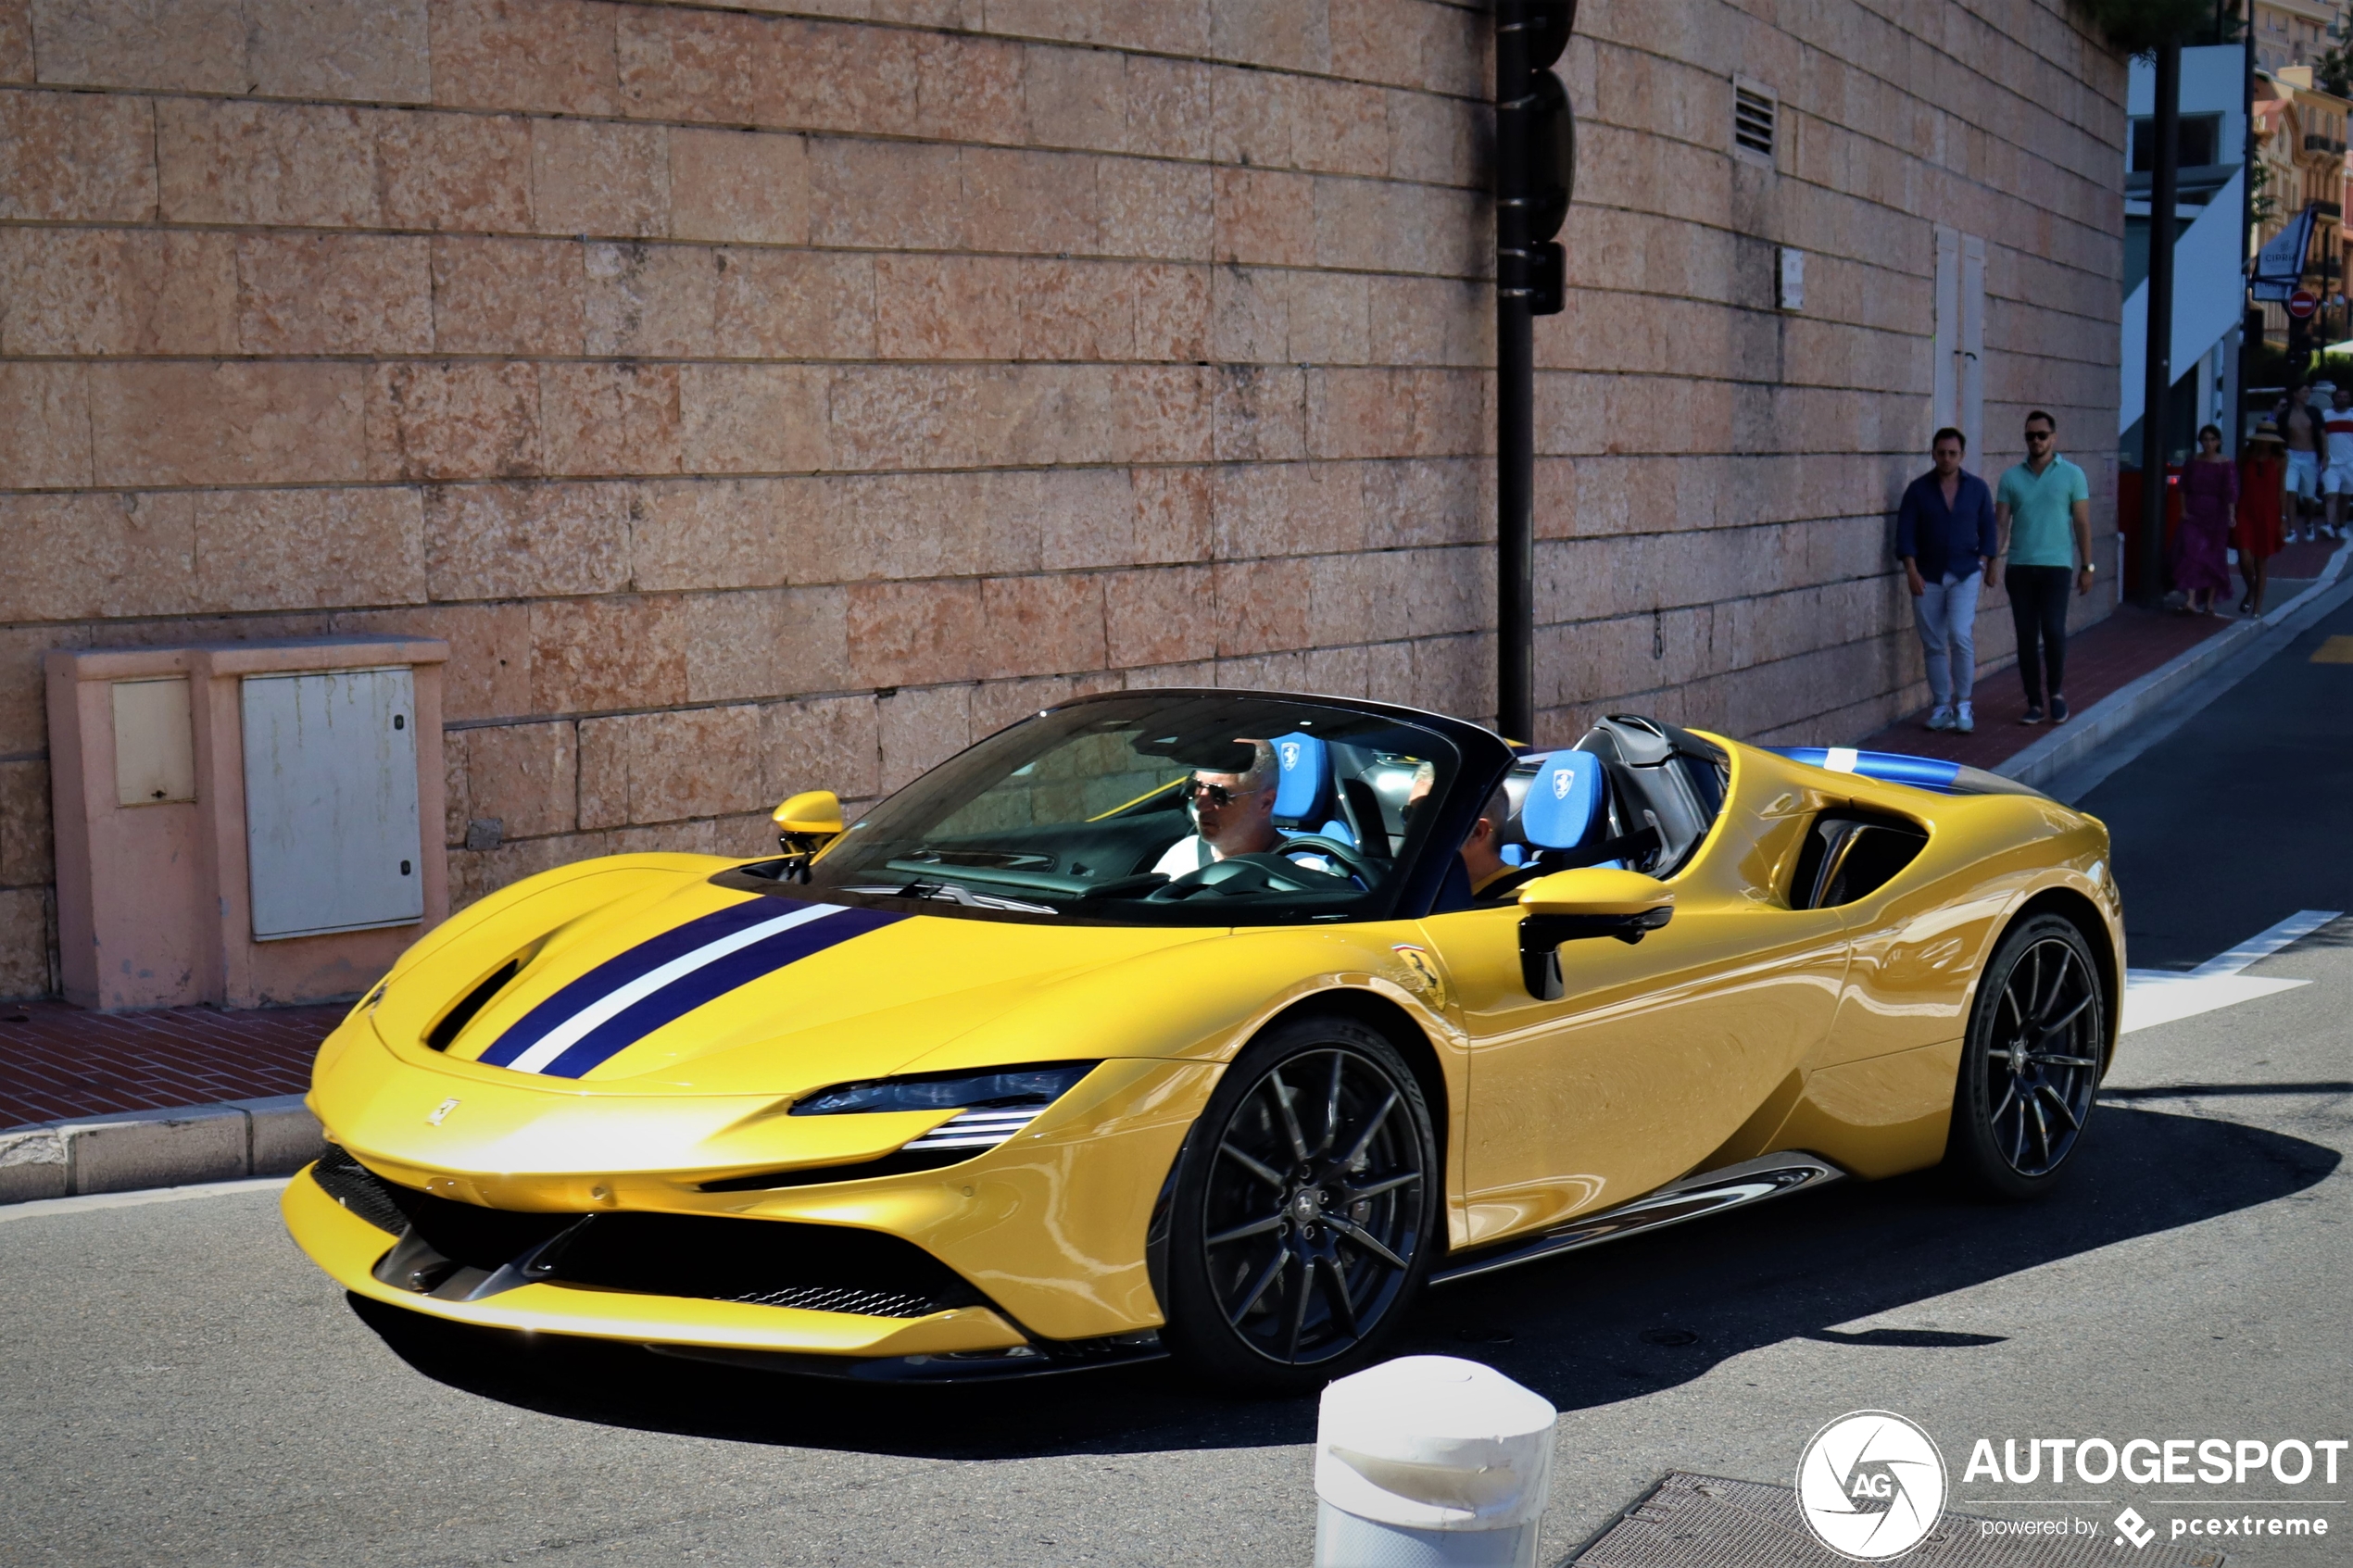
[1313,1355,1558,1568]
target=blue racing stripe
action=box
[1773,747,1964,793]
[478,897,812,1070]
[533,903,904,1079]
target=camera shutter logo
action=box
[1795,1411,1948,1560]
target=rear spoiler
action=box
[1769,747,2045,798]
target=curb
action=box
[0,1095,325,1205]
[1994,541,2352,791]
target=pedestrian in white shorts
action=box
[2322,385,2353,542]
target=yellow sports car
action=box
[286,690,2122,1390]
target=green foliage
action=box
[2319,43,2353,99]
[2075,0,2238,55]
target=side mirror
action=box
[772,790,844,881]
[1516,868,1674,999]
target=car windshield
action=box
[742,693,1473,926]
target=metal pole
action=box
[1493,12,1537,745]
[1496,300,1535,742]
[2138,38,2182,607]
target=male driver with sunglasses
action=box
[1152,741,1333,877]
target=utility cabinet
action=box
[242,669,424,940]
[46,637,449,1010]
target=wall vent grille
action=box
[1734,80,1776,162]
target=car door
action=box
[1415,894,1847,1251]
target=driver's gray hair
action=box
[1205,739,1278,795]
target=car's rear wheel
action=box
[1946,913,2106,1199]
[1161,1015,1438,1392]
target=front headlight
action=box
[791,1062,1099,1154]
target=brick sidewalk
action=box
[0,1000,340,1130]
[1857,536,2342,771]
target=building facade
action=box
[0,0,2128,1000]
[2252,0,2346,73]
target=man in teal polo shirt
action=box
[1994,408,2095,724]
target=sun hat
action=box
[2249,420,2287,445]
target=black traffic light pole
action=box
[1492,1,1574,743]
[2136,37,2181,608]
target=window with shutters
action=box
[1733,77,1777,168]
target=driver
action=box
[1153,741,1283,876]
[1152,741,1339,879]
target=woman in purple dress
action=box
[2175,423,2236,615]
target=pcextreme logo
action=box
[1796,1411,1949,1560]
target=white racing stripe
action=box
[504,902,841,1074]
[1824,746,1860,773]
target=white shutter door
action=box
[1933,225,1960,439]
[241,668,424,940]
[1960,234,1987,460]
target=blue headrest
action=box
[1270,733,1330,826]
[1520,751,1605,850]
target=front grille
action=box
[310,1145,414,1236]
[308,1153,984,1320]
[723,1285,943,1317]
[545,1212,985,1320]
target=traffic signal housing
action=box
[1495,1,1576,316]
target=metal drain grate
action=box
[1573,1473,2226,1567]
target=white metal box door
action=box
[241,667,425,940]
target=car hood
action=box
[373,871,1219,1098]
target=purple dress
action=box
[2174,459,2236,596]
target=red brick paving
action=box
[0,999,341,1129]
[1858,544,2343,771]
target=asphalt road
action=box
[4,614,2347,1568]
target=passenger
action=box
[1467,782,1558,903]
[1153,742,1283,876]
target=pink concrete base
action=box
[46,637,449,1011]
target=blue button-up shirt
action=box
[1895,470,1999,581]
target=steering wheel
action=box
[1276,833,1381,887]
[1143,842,1370,903]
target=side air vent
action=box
[1733,77,1777,165]
[1789,810,1927,910]
[424,957,523,1051]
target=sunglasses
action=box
[1186,780,1250,808]
[2024,429,2055,442]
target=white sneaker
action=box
[1926,707,1955,732]
[1955,706,1975,734]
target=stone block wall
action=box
[0,0,2123,1000]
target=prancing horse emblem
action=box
[427,1098,460,1126]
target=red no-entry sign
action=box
[2288,288,2320,320]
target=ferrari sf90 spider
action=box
[286,690,2121,1389]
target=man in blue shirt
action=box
[1994,409,2095,724]
[1896,428,2000,733]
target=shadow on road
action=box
[352,1106,2336,1460]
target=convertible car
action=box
[285,690,2122,1389]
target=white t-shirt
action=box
[2324,411,2353,469]
[1152,835,1215,877]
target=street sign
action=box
[2288,288,2319,320]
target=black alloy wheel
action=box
[1947,913,2107,1198]
[1161,1015,1438,1390]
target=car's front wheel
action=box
[1160,1014,1439,1391]
[1946,912,2107,1198]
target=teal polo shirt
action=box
[1996,457,2090,568]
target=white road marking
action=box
[2120,909,2343,1035]
[0,1175,290,1223]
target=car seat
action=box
[1271,732,1353,847]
